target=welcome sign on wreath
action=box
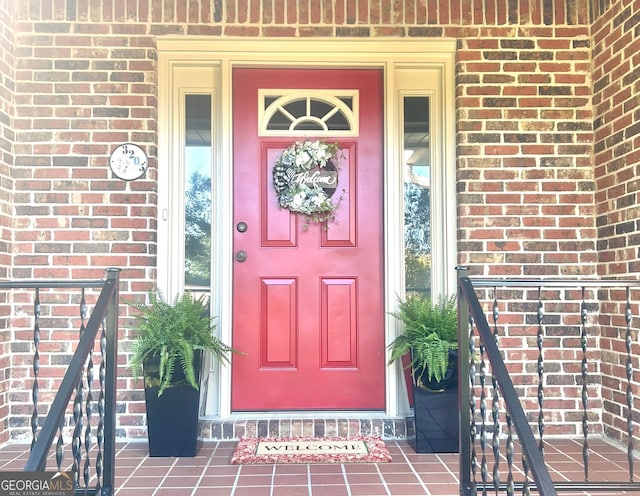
[272,140,343,225]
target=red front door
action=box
[231,68,384,411]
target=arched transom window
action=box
[259,90,359,137]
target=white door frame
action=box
[157,38,457,418]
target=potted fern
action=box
[130,292,236,457]
[388,293,459,453]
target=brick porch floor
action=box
[0,438,635,495]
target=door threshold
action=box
[199,415,412,441]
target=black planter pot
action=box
[143,352,202,457]
[409,350,459,454]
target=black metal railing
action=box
[457,268,640,495]
[0,268,120,496]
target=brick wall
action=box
[456,31,595,277]
[2,0,637,443]
[453,16,599,438]
[10,0,159,441]
[592,0,640,445]
[0,0,14,445]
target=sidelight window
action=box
[403,96,431,299]
[184,94,213,292]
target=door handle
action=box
[235,250,248,262]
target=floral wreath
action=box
[272,140,342,225]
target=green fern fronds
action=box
[388,294,458,383]
[129,292,239,396]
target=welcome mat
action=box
[231,436,392,464]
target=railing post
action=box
[456,266,472,495]
[102,268,120,496]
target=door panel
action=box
[232,68,384,411]
[322,142,356,246]
[261,278,297,367]
[321,278,357,366]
